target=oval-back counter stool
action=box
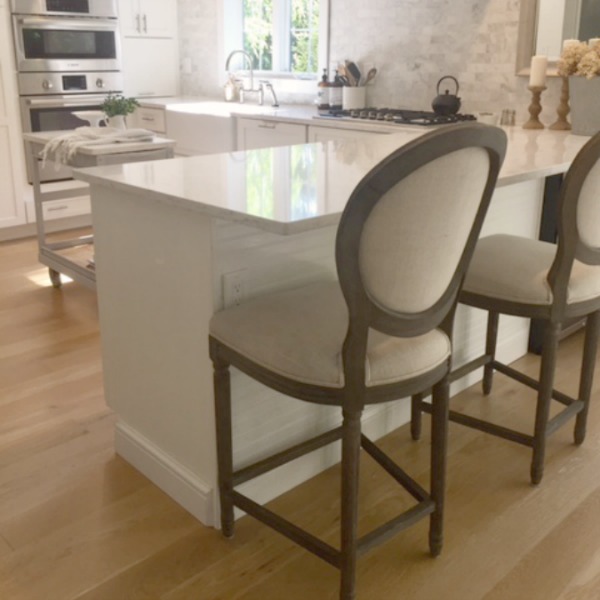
[209,123,507,600]
[412,131,600,486]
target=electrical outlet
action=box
[222,270,246,308]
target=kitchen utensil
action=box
[339,63,355,86]
[364,67,377,85]
[345,60,361,86]
[432,75,461,116]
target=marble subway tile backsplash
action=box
[177,0,561,125]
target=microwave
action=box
[12,15,121,72]
[11,0,118,18]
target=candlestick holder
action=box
[523,85,546,130]
[549,77,571,131]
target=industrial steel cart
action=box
[24,131,175,290]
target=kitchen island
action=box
[74,127,588,526]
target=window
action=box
[224,0,328,77]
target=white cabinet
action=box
[0,3,26,229]
[308,125,386,143]
[131,105,166,134]
[119,0,176,38]
[121,37,179,97]
[119,0,179,98]
[237,118,307,151]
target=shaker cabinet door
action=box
[119,0,176,38]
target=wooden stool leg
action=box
[575,311,600,445]
[483,311,499,395]
[429,377,449,556]
[531,323,560,485]
[411,393,423,441]
[214,357,235,538]
[340,408,363,600]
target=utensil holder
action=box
[342,86,366,110]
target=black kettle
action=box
[432,76,461,116]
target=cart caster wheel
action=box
[49,269,62,289]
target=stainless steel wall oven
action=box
[11,0,123,182]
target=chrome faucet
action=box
[225,49,260,103]
[260,80,279,107]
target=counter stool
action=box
[209,123,506,600]
[412,132,600,485]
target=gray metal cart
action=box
[24,131,175,290]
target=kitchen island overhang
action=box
[74,127,589,526]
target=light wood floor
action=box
[2,233,600,600]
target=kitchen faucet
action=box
[225,50,278,106]
[225,49,259,103]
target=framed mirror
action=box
[516,0,600,76]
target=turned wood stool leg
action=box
[429,378,449,556]
[214,357,235,537]
[575,311,600,444]
[531,323,560,485]
[411,393,423,441]
[483,311,499,395]
[340,408,363,600]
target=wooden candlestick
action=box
[523,85,546,130]
[549,76,571,131]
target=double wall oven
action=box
[12,0,124,181]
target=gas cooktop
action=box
[315,108,477,126]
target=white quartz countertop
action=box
[138,96,409,133]
[74,127,590,235]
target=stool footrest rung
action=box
[360,434,428,502]
[449,354,492,383]
[231,491,341,568]
[421,402,534,447]
[547,401,584,436]
[357,499,436,557]
[491,361,575,407]
[232,426,344,486]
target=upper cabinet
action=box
[118,0,179,97]
[119,0,177,39]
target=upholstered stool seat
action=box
[464,234,600,306]
[412,131,600,486]
[210,123,507,600]
[210,281,451,390]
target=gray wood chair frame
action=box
[412,132,600,486]
[210,123,507,600]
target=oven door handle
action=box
[24,97,109,108]
[17,17,117,31]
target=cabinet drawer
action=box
[136,107,166,133]
[26,196,91,222]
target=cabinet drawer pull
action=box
[258,122,277,129]
[47,205,68,212]
[141,116,156,122]
[143,14,148,33]
[136,13,141,33]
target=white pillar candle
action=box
[529,55,548,87]
[563,39,580,50]
[589,38,600,46]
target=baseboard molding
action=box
[115,421,215,525]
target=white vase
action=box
[108,114,127,130]
[569,76,600,136]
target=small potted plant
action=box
[101,92,140,129]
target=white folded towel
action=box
[41,126,155,167]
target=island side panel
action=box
[90,185,217,525]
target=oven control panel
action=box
[18,71,123,95]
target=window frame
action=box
[222,0,330,80]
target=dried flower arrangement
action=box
[558,41,600,79]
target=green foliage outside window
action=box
[243,0,319,74]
